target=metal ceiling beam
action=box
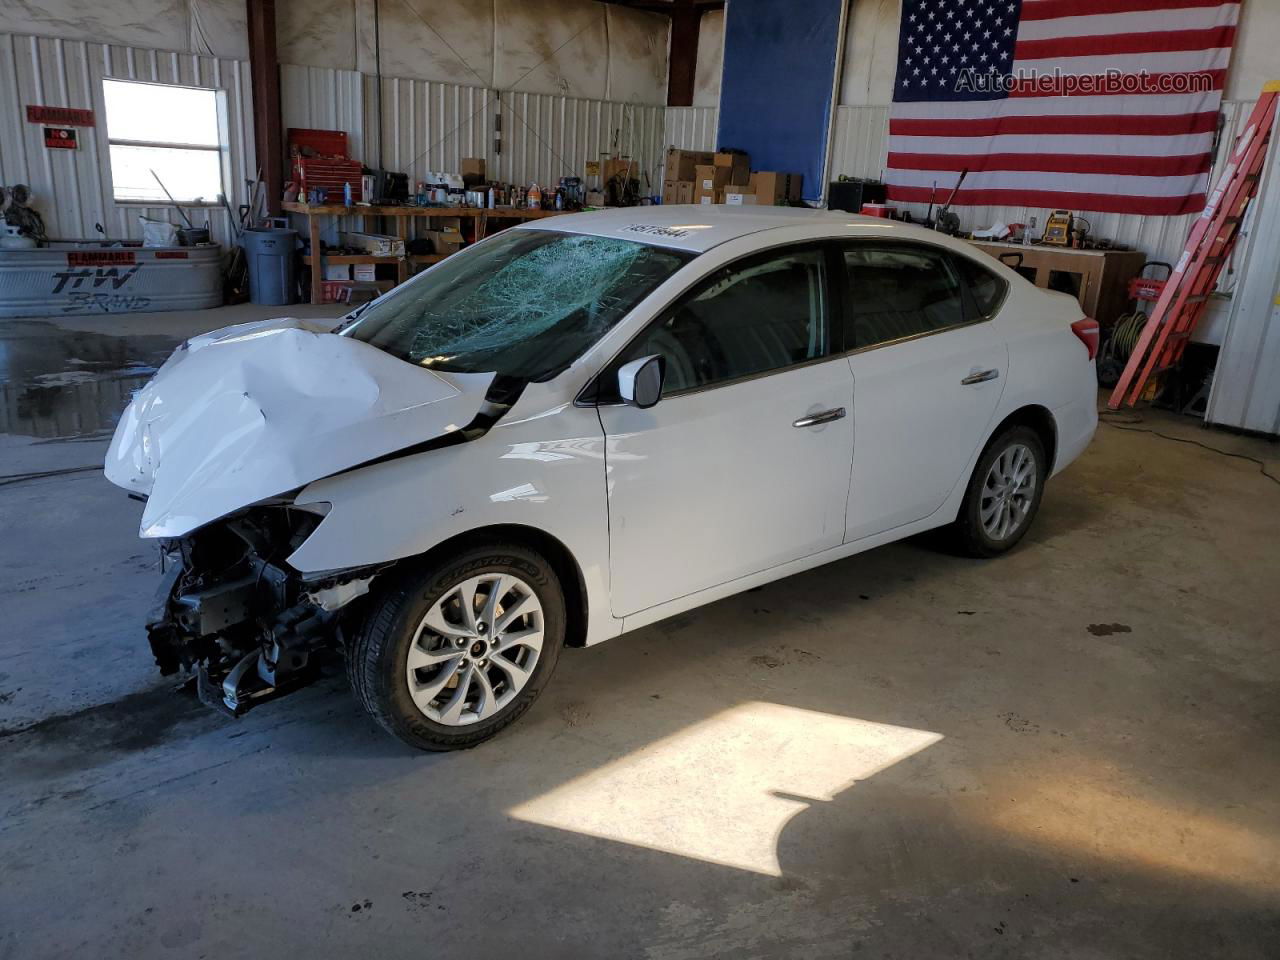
[246,0,284,216]
[667,0,701,106]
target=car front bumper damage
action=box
[144,506,379,717]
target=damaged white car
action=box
[106,207,1098,750]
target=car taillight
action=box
[1071,317,1100,360]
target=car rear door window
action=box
[842,243,969,349]
[618,246,830,395]
[951,252,1009,319]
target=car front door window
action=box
[618,247,831,394]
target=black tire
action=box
[348,541,564,751]
[953,425,1047,558]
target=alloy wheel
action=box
[404,573,544,726]
[980,442,1037,541]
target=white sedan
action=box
[106,206,1098,750]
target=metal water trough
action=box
[0,241,222,318]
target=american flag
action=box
[884,0,1240,216]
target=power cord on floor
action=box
[0,465,102,488]
[1099,410,1280,488]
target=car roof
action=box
[520,204,911,253]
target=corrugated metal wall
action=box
[489,92,666,196]
[1206,101,1280,435]
[664,106,719,152]
[4,26,1261,294]
[0,31,254,246]
[829,101,1258,271]
[280,65,668,199]
[281,64,364,161]
[0,33,668,255]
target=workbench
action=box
[281,202,565,305]
[967,240,1149,326]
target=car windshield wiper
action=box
[332,299,378,334]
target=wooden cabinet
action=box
[968,240,1149,326]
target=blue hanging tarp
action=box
[716,0,846,204]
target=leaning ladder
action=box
[1108,84,1279,409]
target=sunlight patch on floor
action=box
[508,701,942,876]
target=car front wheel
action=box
[348,542,564,750]
[954,425,1046,558]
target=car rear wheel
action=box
[348,542,564,750]
[953,425,1046,558]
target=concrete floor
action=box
[2,305,1278,959]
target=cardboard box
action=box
[698,190,723,205]
[714,151,751,186]
[340,231,405,256]
[663,179,696,204]
[665,148,713,181]
[353,263,377,282]
[461,157,486,185]
[694,163,730,195]
[429,216,464,247]
[423,230,464,255]
[750,171,804,204]
[724,190,757,205]
[602,157,638,183]
[323,263,351,281]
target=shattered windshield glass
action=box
[340,229,693,380]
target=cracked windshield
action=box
[341,230,692,379]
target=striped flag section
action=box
[885,0,1240,216]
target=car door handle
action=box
[793,407,846,428]
[961,369,1000,385]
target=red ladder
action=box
[1109,85,1278,409]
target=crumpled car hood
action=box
[105,316,494,538]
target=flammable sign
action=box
[43,127,77,150]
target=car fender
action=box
[287,383,621,645]
[993,286,1097,475]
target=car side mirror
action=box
[617,355,665,409]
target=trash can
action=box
[242,227,297,305]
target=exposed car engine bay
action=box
[145,504,379,715]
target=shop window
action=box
[103,79,225,203]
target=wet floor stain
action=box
[1087,622,1133,637]
[0,683,228,777]
[0,321,178,439]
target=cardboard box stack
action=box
[696,152,750,204]
[714,151,750,186]
[694,164,727,204]
[660,146,804,206]
[663,148,711,205]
